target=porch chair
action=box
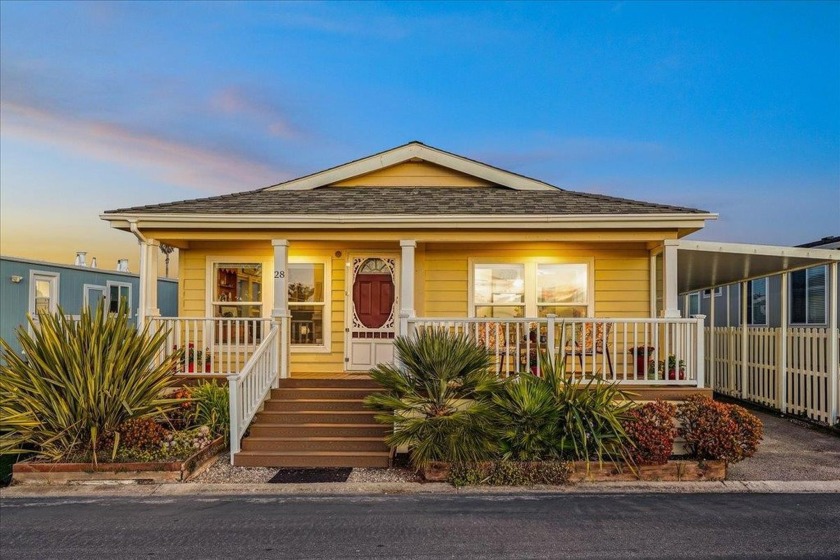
[475,322,513,377]
[563,322,614,377]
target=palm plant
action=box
[0,303,183,462]
[364,328,501,469]
[492,374,561,461]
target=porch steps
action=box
[234,378,390,468]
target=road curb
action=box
[2,479,839,499]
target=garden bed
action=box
[569,459,726,482]
[11,436,224,485]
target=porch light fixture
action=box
[10,275,23,283]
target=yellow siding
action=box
[329,161,494,187]
[176,239,656,375]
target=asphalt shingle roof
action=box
[105,186,707,216]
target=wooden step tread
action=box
[249,423,385,428]
[235,450,390,457]
[269,399,369,404]
[244,436,385,442]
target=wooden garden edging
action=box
[12,437,224,485]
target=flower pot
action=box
[422,461,450,482]
[187,363,195,373]
[205,362,212,373]
[667,369,685,381]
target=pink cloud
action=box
[209,87,300,139]
[1,100,291,192]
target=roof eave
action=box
[101,212,717,231]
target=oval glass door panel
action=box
[353,258,395,329]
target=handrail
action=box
[227,324,280,463]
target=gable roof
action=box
[101,141,715,228]
[265,141,557,191]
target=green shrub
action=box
[0,303,183,462]
[677,396,763,463]
[622,400,677,465]
[364,328,502,469]
[190,382,230,444]
[448,460,572,487]
[492,374,561,460]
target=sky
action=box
[1,1,838,275]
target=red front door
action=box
[353,273,395,329]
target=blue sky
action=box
[1,1,838,270]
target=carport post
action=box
[778,272,788,413]
[740,282,748,400]
[829,262,839,425]
[709,291,715,391]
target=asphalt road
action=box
[2,493,838,559]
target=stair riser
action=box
[242,440,388,452]
[263,400,369,412]
[278,378,379,389]
[255,412,379,424]
[234,455,390,468]
[271,388,381,400]
[248,426,389,438]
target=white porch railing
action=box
[227,323,283,463]
[707,326,839,425]
[148,317,273,375]
[405,316,705,386]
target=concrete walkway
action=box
[727,410,840,481]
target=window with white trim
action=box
[687,293,700,316]
[471,261,590,318]
[746,278,767,326]
[702,287,722,298]
[29,271,59,316]
[289,262,326,346]
[212,263,263,319]
[107,281,132,315]
[791,266,826,325]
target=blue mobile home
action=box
[0,255,178,356]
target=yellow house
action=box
[102,142,719,466]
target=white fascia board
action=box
[101,212,715,230]
[266,143,558,192]
[677,240,840,262]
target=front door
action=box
[347,256,398,371]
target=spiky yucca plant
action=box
[492,374,561,461]
[0,303,183,461]
[364,328,501,469]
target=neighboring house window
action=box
[212,263,263,319]
[289,262,327,346]
[687,293,700,316]
[29,271,59,316]
[702,287,722,298]
[791,266,827,325]
[471,261,591,318]
[746,278,768,326]
[106,281,132,315]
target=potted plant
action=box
[177,343,211,373]
[647,355,686,380]
[627,346,655,379]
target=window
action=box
[212,263,263,319]
[29,271,59,316]
[688,293,700,316]
[289,263,326,346]
[746,278,767,326]
[702,287,723,298]
[536,263,588,318]
[473,264,525,318]
[471,261,591,318]
[106,281,132,315]
[791,266,827,325]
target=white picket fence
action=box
[407,316,705,386]
[707,327,839,425]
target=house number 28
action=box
[274,270,285,278]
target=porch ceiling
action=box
[677,240,839,293]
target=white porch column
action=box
[778,272,789,413]
[661,240,680,318]
[399,240,417,337]
[740,281,748,399]
[829,262,839,425]
[137,240,160,326]
[709,290,716,391]
[272,240,290,380]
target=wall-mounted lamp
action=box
[10,275,23,283]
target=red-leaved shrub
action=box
[116,417,169,450]
[676,396,763,463]
[622,400,677,465]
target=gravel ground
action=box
[727,410,840,481]
[189,456,419,484]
